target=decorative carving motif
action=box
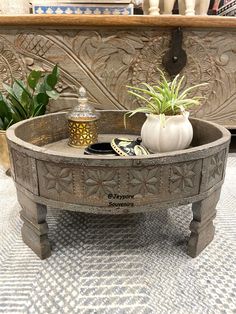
[132,34,168,86]
[169,163,196,194]
[208,150,225,186]
[44,165,73,194]
[84,169,118,197]
[73,30,145,109]
[132,32,213,111]
[0,28,233,126]
[209,153,224,180]
[0,37,26,91]
[201,150,226,192]
[17,33,53,57]
[129,168,160,196]
[14,151,31,184]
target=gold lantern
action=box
[67,87,100,148]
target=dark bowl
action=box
[84,142,118,155]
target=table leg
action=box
[188,188,221,258]
[17,190,51,260]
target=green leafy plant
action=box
[0,65,60,130]
[125,69,207,126]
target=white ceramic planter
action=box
[141,113,193,153]
[0,0,29,15]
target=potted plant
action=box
[125,70,206,153]
[0,65,59,172]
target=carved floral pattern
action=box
[0,28,232,126]
[14,151,31,185]
[84,169,118,197]
[44,165,73,194]
[131,32,214,112]
[129,168,160,196]
[0,38,25,91]
[72,31,145,108]
[208,151,225,184]
[169,163,196,194]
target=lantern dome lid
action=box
[67,87,100,122]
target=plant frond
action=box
[126,69,207,121]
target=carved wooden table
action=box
[6,111,231,259]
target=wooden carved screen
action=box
[0,28,235,128]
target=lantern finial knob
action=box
[79,86,86,98]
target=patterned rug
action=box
[0,155,236,314]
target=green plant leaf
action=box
[14,80,32,98]
[3,116,9,127]
[3,83,16,99]
[35,93,49,106]
[12,80,35,116]
[124,108,152,128]
[0,116,11,130]
[128,90,153,105]
[9,97,28,119]
[0,93,12,121]
[45,74,57,90]
[36,82,46,94]
[0,65,60,127]
[0,117,4,130]
[10,109,22,124]
[33,103,46,117]
[159,113,166,127]
[126,68,207,121]
[52,64,59,79]
[3,117,10,129]
[3,82,30,118]
[46,90,59,100]
[32,93,49,116]
[178,83,208,100]
[128,85,161,99]
[12,81,24,101]
[27,70,42,90]
[175,75,185,98]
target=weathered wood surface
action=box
[18,190,51,259]
[0,17,236,127]
[188,188,221,258]
[7,111,231,259]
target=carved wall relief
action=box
[0,36,26,90]
[0,28,235,127]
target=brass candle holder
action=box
[67,87,100,148]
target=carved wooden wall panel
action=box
[0,28,236,128]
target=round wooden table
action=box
[6,111,231,259]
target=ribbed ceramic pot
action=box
[0,130,10,171]
[0,0,29,14]
[141,113,193,153]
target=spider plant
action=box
[125,69,207,126]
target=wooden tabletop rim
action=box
[0,15,235,28]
